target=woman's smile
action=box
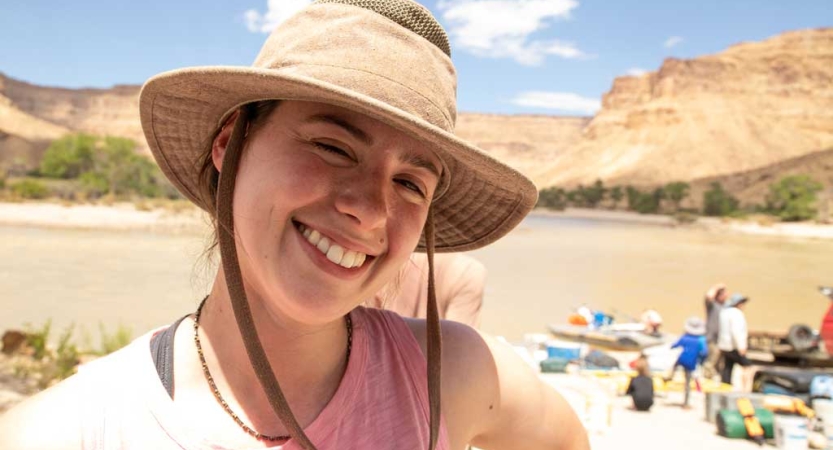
[293,220,378,277]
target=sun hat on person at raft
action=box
[683,316,706,336]
[138,0,537,253]
[706,283,726,301]
[727,293,749,308]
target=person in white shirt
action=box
[718,293,752,388]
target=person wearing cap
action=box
[703,283,728,379]
[640,309,663,336]
[665,317,708,409]
[718,293,752,387]
[0,1,589,449]
[371,252,486,328]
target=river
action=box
[2,214,832,344]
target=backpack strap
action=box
[149,314,190,399]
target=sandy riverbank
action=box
[0,201,209,234]
[538,207,833,240]
[3,201,833,240]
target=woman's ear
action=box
[211,110,241,172]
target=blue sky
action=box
[2,0,830,115]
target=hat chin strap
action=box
[424,206,443,450]
[216,108,442,450]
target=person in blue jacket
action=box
[666,316,708,409]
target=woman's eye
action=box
[396,179,426,198]
[313,142,351,158]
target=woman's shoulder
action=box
[392,313,491,367]
[0,330,156,449]
[358,307,491,374]
[0,370,88,449]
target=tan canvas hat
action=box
[140,0,537,253]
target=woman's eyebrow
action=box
[304,113,372,146]
[400,151,441,179]
[303,113,441,178]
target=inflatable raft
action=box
[547,323,671,351]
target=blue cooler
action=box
[546,341,582,361]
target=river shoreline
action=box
[3,201,832,241]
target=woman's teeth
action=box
[299,224,367,269]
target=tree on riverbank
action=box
[609,186,623,209]
[537,186,567,210]
[39,134,97,179]
[702,182,739,216]
[664,182,690,211]
[766,175,823,221]
[6,133,181,201]
[536,173,826,223]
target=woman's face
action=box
[213,101,442,324]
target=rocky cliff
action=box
[2,27,832,192]
[455,113,589,181]
[537,28,833,187]
[0,72,587,178]
[0,73,144,169]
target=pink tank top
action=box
[78,306,449,449]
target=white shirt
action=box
[718,306,748,353]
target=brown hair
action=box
[196,100,282,255]
[633,356,650,377]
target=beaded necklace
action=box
[193,297,353,441]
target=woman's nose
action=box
[333,172,389,230]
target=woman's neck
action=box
[177,268,351,439]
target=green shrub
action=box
[40,134,96,179]
[609,186,623,209]
[36,133,183,201]
[24,320,52,360]
[765,175,823,222]
[11,179,50,199]
[53,324,80,381]
[632,188,664,214]
[581,179,607,208]
[79,171,109,197]
[537,187,568,210]
[703,182,739,217]
[625,186,641,211]
[664,181,690,211]
[17,321,81,388]
[97,323,133,356]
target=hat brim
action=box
[140,67,537,252]
[684,326,706,335]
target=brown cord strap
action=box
[216,107,318,450]
[424,205,442,450]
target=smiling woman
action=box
[0,1,588,449]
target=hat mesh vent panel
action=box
[315,0,451,56]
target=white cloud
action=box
[438,0,587,66]
[511,91,600,114]
[626,67,647,76]
[663,36,683,48]
[244,0,311,33]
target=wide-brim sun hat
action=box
[728,293,749,308]
[684,316,706,335]
[139,0,537,253]
[706,283,726,301]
